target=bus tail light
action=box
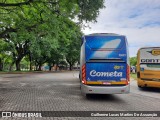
[126,65,130,85]
[82,64,87,84]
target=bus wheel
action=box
[138,85,142,88]
[86,94,90,98]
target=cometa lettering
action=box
[90,70,123,77]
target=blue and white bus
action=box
[80,33,130,96]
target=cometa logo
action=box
[148,49,160,56]
[90,70,122,77]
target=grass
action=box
[130,73,137,80]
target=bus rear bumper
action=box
[81,83,130,95]
[137,79,160,88]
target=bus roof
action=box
[84,33,125,37]
[139,47,160,50]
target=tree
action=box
[130,57,137,66]
[0,0,105,39]
[0,40,11,71]
[47,49,64,71]
[30,35,57,71]
[0,0,105,71]
[64,21,82,70]
[1,3,61,70]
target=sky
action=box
[82,0,160,57]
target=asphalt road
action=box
[0,71,160,120]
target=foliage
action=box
[64,23,82,70]
[130,57,137,66]
[0,40,13,71]
[0,0,105,71]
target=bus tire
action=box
[86,94,90,98]
[138,85,142,88]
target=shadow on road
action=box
[138,87,160,93]
[85,94,125,103]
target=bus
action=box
[80,33,130,96]
[137,47,160,88]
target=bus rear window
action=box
[85,36,125,50]
[147,64,160,68]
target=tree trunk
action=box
[30,63,32,71]
[69,63,72,71]
[48,63,52,71]
[35,65,38,71]
[0,58,3,71]
[55,63,58,71]
[29,54,32,71]
[49,65,52,71]
[38,64,42,71]
[34,60,39,71]
[16,59,21,71]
